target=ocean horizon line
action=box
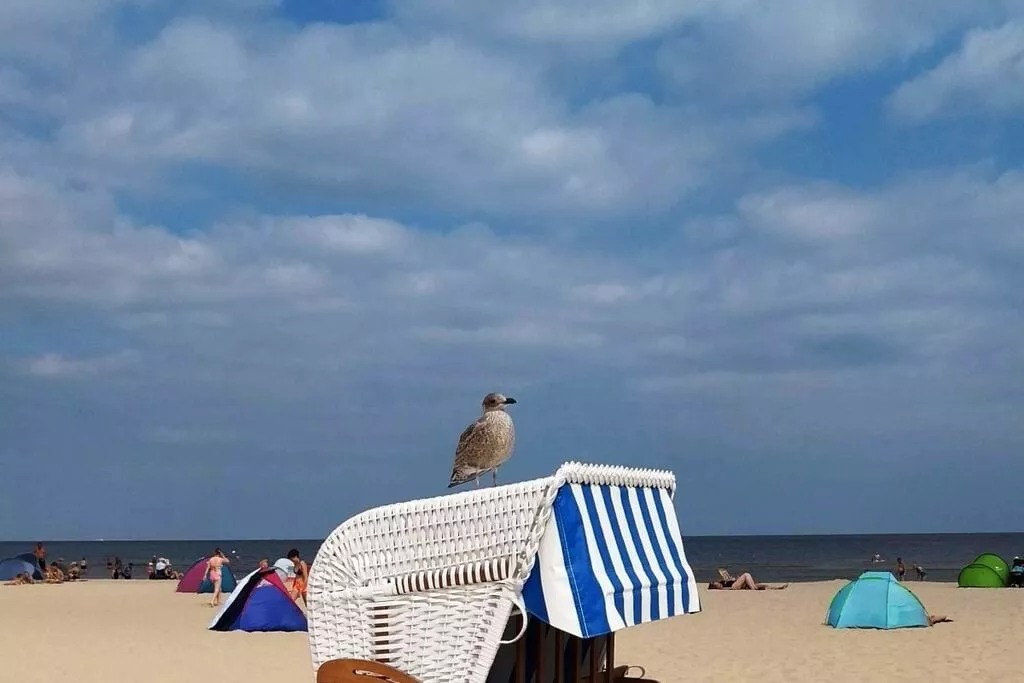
[8,529,1024,543]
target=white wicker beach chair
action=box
[308,462,701,683]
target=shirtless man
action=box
[33,543,46,576]
[206,548,230,607]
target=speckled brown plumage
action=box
[448,392,517,488]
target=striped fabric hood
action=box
[521,469,701,638]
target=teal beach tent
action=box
[198,565,237,594]
[826,571,929,629]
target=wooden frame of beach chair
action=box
[493,610,618,683]
[307,462,697,683]
[314,633,654,683]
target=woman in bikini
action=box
[708,571,788,591]
[206,548,230,607]
[287,548,309,606]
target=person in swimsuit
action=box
[5,572,32,586]
[707,572,788,590]
[287,548,309,606]
[206,548,230,607]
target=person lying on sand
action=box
[4,572,33,585]
[928,614,952,626]
[45,563,65,584]
[707,572,788,591]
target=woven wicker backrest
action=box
[308,476,558,682]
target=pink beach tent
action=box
[175,557,209,592]
[175,556,238,593]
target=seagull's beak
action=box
[504,397,517,405]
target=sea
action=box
[5,533,1023,583]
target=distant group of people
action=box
[105,556,134,579]
[203,547,309,608]
[894,557,927,582]
[874,555,927,581]
[20,543,89,584]
[146,557,181,580]
[19,542,310,607]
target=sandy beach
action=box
[2,579,1021,682]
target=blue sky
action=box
[2,1,1023,540]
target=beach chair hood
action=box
[521,465,701,638]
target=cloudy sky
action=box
[2,1,1023,540]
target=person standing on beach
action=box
[206,548,230,607]
[895,557,906,581]
[287,548,309,606]
[33,543,46,575]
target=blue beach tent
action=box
[14,553,44,580]
[209,568,307,632]
[0,556,39,581]
[826,571,929,629]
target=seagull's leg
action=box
[475,475,481,487]
[492,470,498,487]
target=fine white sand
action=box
[2,579,1022,682]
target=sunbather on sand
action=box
[707,572,788,590]
[4,572,32,585]
[45,563,65,584]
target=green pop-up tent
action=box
[958,553,1009,588]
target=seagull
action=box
[448,392,517,488]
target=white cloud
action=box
[3,14,812,220]
[393,0,712,51]
[889,21,1024,121]
[738,183,887,242]
[24,351,139,378]
[3,163,1021,393]
[657,0,1003,100]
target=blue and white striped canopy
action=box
[521,480,700,638]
